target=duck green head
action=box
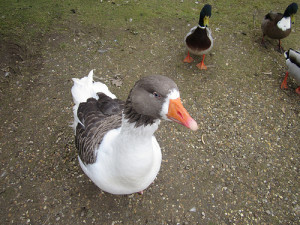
[199,4,212,27]
[284,2,298,24]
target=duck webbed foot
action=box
[281,71,289,89]
[196,55,207,70]
[295,87,300,95]
[183,51,194,63]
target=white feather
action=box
[79,118,162,194]
[71,70,115,104]
[71,70,116,130]
[288,49,300,66]
[160,89,180,120]
[71,72,171,194]
[286,59,300,85]
[277,17,291,31]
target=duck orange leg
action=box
[183,51,194,63]
[277,40,284,53]
[281,71,289,89]
[196,54,207,70]
[295,87,300,95]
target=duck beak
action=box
[291,14,295,24]
[167,98,198,131]
[204,16,209,27]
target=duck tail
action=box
[71,70,116,130]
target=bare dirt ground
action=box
[0,2,299,224]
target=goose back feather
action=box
[75,93,124,164]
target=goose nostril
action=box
[177,111,183,119]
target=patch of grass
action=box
[0,0,66,42]
[66,0,199,28]
[0,0,201,43]
[1,0,297,47]
[59,42,68,50]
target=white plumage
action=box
[71,70,198,194]
[72,71,163,194]
[285,49,300,85]
[71,70,115,129]
[281,49,300,94]
[277,16,291,31]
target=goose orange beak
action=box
[167,98,198,131]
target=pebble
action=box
[189,207,196,212]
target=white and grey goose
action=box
[71,70,198,195]
[281,48,300,95]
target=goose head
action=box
[124,75,198,131]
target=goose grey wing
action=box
[96,92,124,115]
[75,93,124,164]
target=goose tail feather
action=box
[71,70,116,130]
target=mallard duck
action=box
[261,2,298,52]
[71,70,198,195]
[281,48,300,95]
[184,4,213,70]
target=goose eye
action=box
[153,92,161,98]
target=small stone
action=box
[266,210,271,215]
[184,165,190,170]
[98,49,108,54]
[189,207,196,212]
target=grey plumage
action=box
[75,75,179,165]
[72,72,199,194]
[285,48,300,84]
[124,75,178,127]
[75,75,182,164]
[287,48,300,67]
[75,93,124,164]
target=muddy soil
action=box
[0,2,299,224]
